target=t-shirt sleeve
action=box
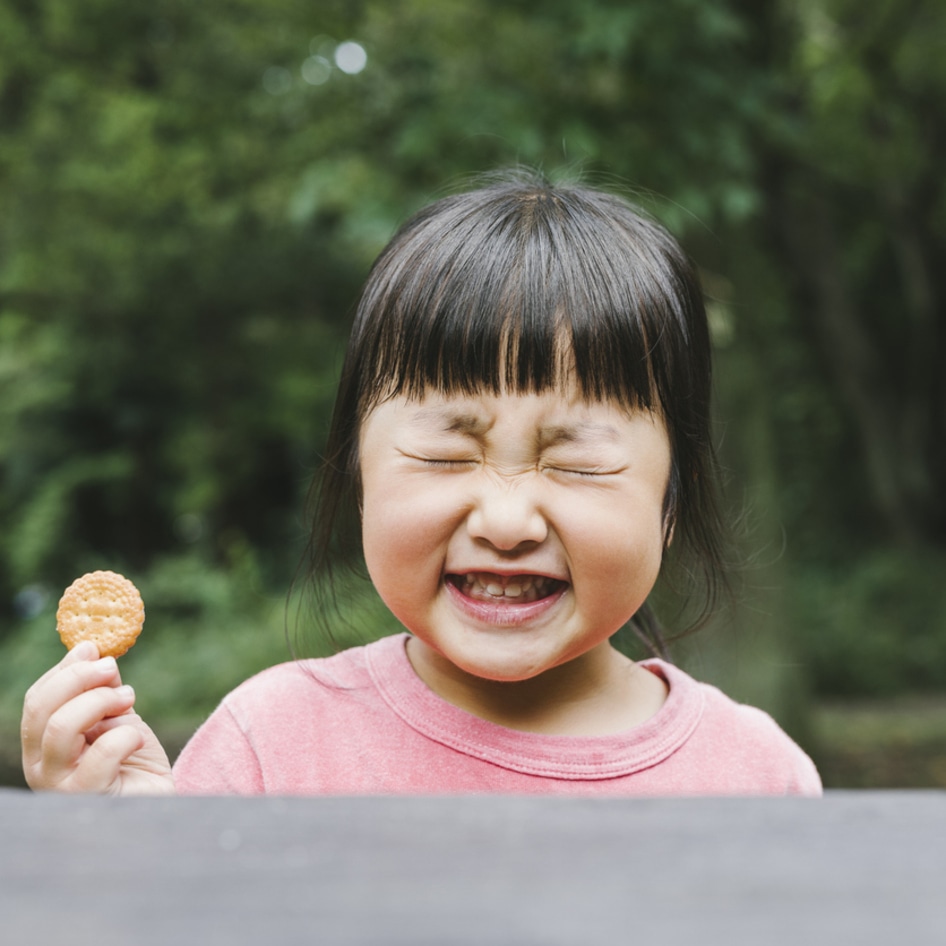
[783,743,823,796]
[686,678,824,796]
[727,703,823,796]
[746,707,823,796]
[172,700,265,795]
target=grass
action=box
[812,696,946,789]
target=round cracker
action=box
[56,570,145,658]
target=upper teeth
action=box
[463,573,550,600]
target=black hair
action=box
[302,170,729,659]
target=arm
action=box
[21,640,175,795]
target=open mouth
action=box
[447,572,567,605]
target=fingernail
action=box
[73,641,97,659]
[116,685,135,700]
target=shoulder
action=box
[643,660,823,796]
[219,639,378,712]
[173,637,399,794]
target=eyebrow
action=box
[408,407,621,445]
[537,423,622,448]
[408,408,490,436]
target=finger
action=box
[60,638,101,665]
[33,685,136,787]
[24,640,100,703]
[22,655,124,754]
[69,723,146,794]
[88,713,174,779]
[86,707,145,742]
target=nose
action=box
[465,476,549,552]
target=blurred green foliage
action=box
[1,0,945,772]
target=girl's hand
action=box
[21,640,176,795]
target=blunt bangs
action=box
[347,183,708,424]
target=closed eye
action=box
[545,465,615,478]
[396,448,477,468]
[417,457,478,469]
[544,464,623,479]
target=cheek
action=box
[567,500,666,590]
[361,488,407,577]
[360,480,454,591]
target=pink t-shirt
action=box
[172,633,822,796]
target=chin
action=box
[443,639,569,684]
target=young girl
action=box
[21,172,821,796]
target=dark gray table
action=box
[2,790,944,945]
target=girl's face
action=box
[358,385,672,686]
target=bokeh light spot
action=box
[334,41,367,75]
[13,584,51,620]
[301,55,332,86]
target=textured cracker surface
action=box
[56,570,145,658]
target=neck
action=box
[405,637,667,736]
